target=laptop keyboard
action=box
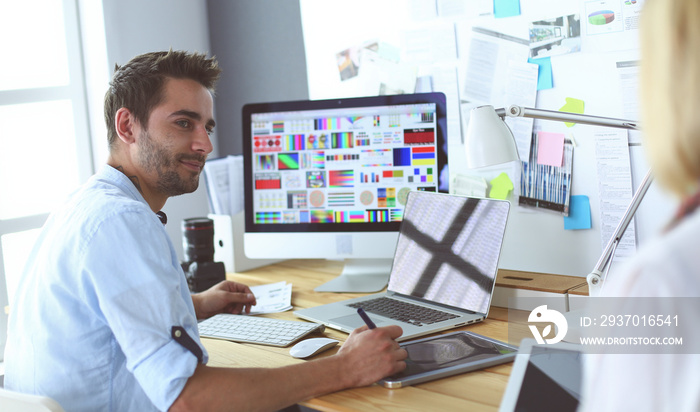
[198,314,324,347]
[348,297,459,327]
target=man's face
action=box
[134,77,215,197]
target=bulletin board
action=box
[298,0,677,277]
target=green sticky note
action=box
[559,98,585,127]
[489,172,514,200]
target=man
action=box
[4,50,406,411]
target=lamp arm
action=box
[587,169,654,296]
[505,105,640,131]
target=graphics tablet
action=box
[378,331,518,389]
[499,339,584,412]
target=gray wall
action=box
[207,0,309,156]
[100,0,309,260]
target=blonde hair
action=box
[640,0,700,197]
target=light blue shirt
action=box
[4,165,207,411]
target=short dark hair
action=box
[104,50,222,149]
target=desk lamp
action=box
[465,105,653,296]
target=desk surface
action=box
[203,259,534,411]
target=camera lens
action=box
[182,217,215,263]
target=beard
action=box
[137,130,206,197]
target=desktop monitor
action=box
[242,92,449,292]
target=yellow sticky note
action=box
[489,172,513,200]
[559,97,584,127]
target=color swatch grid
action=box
[328,192,355,207]
[372,130,402,145]
[249,104,440,226]
[284,134,305,151]
[300,152,325,169]
[335,210,365,222]
[377,188,396,208]
[356,131,371,146]
[287,191,307,209]
[306,134,330,150]
[314,116,364,130]
[404,129,435,145]
[331,132,353,149]
[256,154,275,170]
[329,170,354,187]
[278,153,299,170]
[411,146,436,165]
[361,148,393,167]
[255,211,281,223]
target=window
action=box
[0,0,95,358]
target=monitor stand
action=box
[314,258,392,293]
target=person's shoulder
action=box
[76,175,148,216]
[604,211,700,298]
[55,169,155,238]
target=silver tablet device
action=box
[499,339,584,412]
[378,331,518,389]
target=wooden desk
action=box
[203,259,536,411]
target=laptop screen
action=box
[388,192,510,315]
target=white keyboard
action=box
[198,314,325,347]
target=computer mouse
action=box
[289,337,340,359]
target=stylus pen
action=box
[357,307,376,329]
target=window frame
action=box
[0,0,95,360]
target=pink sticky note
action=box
[537,132,565,167]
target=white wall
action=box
[100,0,215,260]
[298,0,677,277]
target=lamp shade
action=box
[465,105,520,168]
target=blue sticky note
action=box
[564,195,591,230]
[528,57,553,90]
[494,0,521,18]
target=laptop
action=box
[294,191,510,342]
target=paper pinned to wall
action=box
[461,27,530,145]
[520,134,574,215]
[430,66,462,144]
[582,0,644,52]
[359,47,418,95]
[402,21,458,63]
[410,0,437,21]
[203,155,244,216]
[437,0,492,18]
[462,27,530,107]
[617,60,642,144]
[595,128,637,260]
[504,59,538,158]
